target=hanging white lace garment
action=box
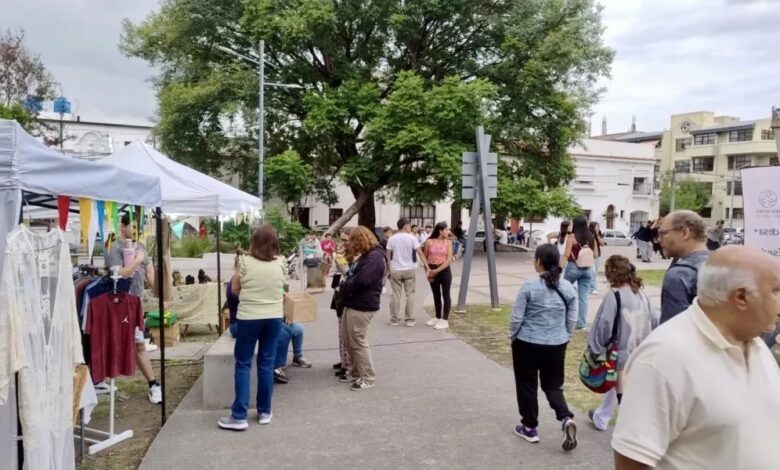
[0,225,83,470]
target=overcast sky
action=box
[3,0,779,130]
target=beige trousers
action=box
[389,270,416,322]
[341,307,376,384]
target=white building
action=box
[303,138,656,233]
[38,113,155,158]
[536,138,656,235]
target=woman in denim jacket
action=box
[510,244,578,451]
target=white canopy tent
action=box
[0,119,167,465]
[102,142,260,217]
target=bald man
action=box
[612,246,780,470]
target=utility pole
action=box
[669,171,677,212]
[728,166,736,229]
[258,39,265,211]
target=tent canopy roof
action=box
[0,119,162,206]
[103,142,260,217]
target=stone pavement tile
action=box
[148,342,210,361]
[141,265,614,470]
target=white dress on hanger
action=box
[0,226,83,470]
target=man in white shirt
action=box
[612,245,780,470]
[386,218,429,326]
[419,225,432,245]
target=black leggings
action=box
[512,339,574,429]
[428,265,452,320]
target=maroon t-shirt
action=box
[86,293,144,383]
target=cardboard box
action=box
[149,322,180,347]
[283,292,318,323]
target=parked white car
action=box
[602,229,633,246]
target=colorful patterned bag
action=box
[578,291,621,393]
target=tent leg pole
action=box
[216,218,223,335]
[155,207,166,424]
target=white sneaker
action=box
[145,338,158,352]
[148,384,162,404]
[425,318,439,326]
[258,412,273,425]
[94,381,117,395]
[434,319,449,330]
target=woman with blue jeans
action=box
[588,222,605,295]
[561,216,596,330]
[218,225,287,431]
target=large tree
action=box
[121,0,613,231]
[659,177,712,217]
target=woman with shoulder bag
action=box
[218,226,287,430]
[509,244,579,451]
[338,226,385,391]
[562,215,596,330]
[585,255,659,431]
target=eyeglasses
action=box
[657,228,680,237]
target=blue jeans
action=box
[275,322,304,368]
[452,240,461,257]
[231,318,283,419]
[564,262,595,328]
[590,256,601,292]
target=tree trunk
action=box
[355,188,376,232]
[450,202,462,228]
[325,190,372,236]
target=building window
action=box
[698,207,712,218]
[328,208,343,225]
[729,129,753,142]
[770,157,779,166]
[726,208,743,220]
[726,181,743,196]
[701,182,713,196]
[632,177,650,195]
[674,160,691,173]
[727,155,752,170]
[762,129,775,140]
[675,138,691,151]
[124,141,132,146]
[692,157,714,172]
[693,133,715,145]
[401,204,435,228]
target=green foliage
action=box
[0,103,31,128]
[122,0,613,228]
[491,161,581,220]
[265,150,314,208]
[264,206,306,253]
[0,28,58,107]
[172,236,214,258]
[659,178,711,216]
[218,221,252,251]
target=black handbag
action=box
[304,258,321,268]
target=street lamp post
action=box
[215,41,302,214]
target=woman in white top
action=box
[218,225,287,431]
[586,255,659,431]
[554,221,571,256]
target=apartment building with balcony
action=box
[660,111,778,226]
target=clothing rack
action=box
[73,266,133,454]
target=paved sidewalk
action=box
[140,250,626,470]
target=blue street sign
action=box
[53,96,71,114]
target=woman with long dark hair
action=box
[219,226,287,430]
[509,244,578,450]
[561,216,596,330]
[588,221,605,295]
[586,255,659,431]
[424,222,454,330]
[556,221,571,256]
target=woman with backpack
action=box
[561,215,596,330]
[510,244,578,450]
[585,255,659,431]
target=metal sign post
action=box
[455,126,500,311]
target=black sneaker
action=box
[273,368,288,384]
[334,367,347,376]
[332,362,342,370]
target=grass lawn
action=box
[444,305,606,418]
[637,269,665,287]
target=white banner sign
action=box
[741,166,780,258]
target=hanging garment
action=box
[86,292,144,383]
[0,225,84,470]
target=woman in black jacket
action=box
[338,226,386,391]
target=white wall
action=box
[39,115,154,158]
